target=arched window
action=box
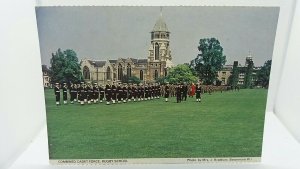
[106,67,111,80]
[140,70,143,80]
[154,70,159,80]
[164,68,168,76]
[83,66,90,80]
[118,64,123,81]
[155,43,159,60]
[127,63,131,77]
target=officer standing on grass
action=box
[196,83,202,102]
[54,83,60,105]
[164,82,170,102]
[176,83,182,103]
[182,82,188,101]
[62,82,68,104]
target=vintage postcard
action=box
[36,6,279,164]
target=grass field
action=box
[45,89,267,159]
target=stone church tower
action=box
[147,11,173,81]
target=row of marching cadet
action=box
[53,81,204,105]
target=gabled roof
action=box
[88,60,106,67]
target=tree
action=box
[244,60,254,88]
[256,60,272,88]
[164,64,198,84]
[190,38,226,85]
[50,48,83,84]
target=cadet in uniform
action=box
[105,82,112,105]
[149,84,153,100]
[117,83,123,103]
[111,82,117,104]
[137,84,141,101]
[84,83,89,103]
[196,83,202,102]
[128,84,132,102]
[80,82,86,105]
[164,82,170,102]
[157,83,161,99]
[122,84,128,103]
[54,83,60,105]
[69,83,76,104]
[62,82,68,104]
[132,84,138,102]
[99,84,105,103]
[77,83,81,103]
[93,83,99,103]
[87,82,93,104]
[74,84,78,102]
[139,84,144,101]
[147,84,150,100]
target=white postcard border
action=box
[50,157,260,165]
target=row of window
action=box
[83,65,165,81]
[151,33,169,39]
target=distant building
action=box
[42,65,51,88]
[217,53,261,86]
[217,65,233,85]
[80,11,174,84]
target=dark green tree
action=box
[256,60,272,88]
[50,48,83,84]
[190,38,226,85]
[156,76,167,84]
[244,59,254,88]
[164,64,198,84]
[126,76,141,84]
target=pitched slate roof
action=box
[130,58,138,63]
[109,60,117,64]
[137,59,148,64]
[88,60,106,67]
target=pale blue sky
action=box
[36,6,279,67]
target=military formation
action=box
[53,81,206,106]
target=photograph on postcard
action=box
[36,6,279,164]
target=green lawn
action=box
[45,89,267,159]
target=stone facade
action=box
[217,65,233,85]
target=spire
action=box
[152,7,168,32]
